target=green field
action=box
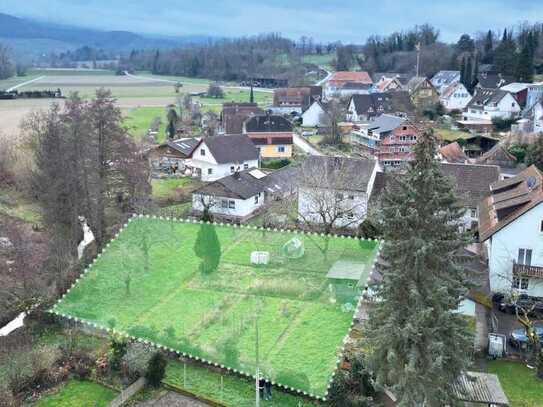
[165,360,317,406]
[34,380,117,407]
[53,218,379,397]
[487,360,543,407]
[123,106,169,141]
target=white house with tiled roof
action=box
[440,82,472,112]
[478,165,543,297]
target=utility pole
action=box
[255,315,260,407]
[416,42,421,77]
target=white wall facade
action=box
[189,143,259,182]
[464,93,521,122]
[533,103,543,134]
[192,192,264,218]
[441,84,472,111]
[298,187,369,229]
[487,203,543,297]
[302,102,330,127]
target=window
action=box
[277,146,286,153]
[348,194,355,200]
[518,248,533,266]
[540,220,543,232]
[207,168,213,175]
[470,208,477,218]
[335,193,344,200]
[221,200,228,208]
[244,163,249,170]
[254,195,259,204]
[228,200,235,209]
[200,149,206,156]
[512,276,530,290]
[230,166,235,173]
[346,212,354,220]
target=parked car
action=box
[497,294,543,317]
[509,325,543,348]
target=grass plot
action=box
[53,218,378,397]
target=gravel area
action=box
[134,391,211,407]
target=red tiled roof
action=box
[439,142,469,163]
[328,71,373,85]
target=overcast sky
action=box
[1,0,542,43]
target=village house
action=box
[525,83,543,110]
[479,165,543,298]
[346,92,414,123]
[350,114,406,153]
[219,102,264,135]
[439,82,472,112]
[243,113,294,159]
[430,70,461,94]
[476,73,515,90]
[440,163,501,231]
[405,76,439,109]
[522,100,543,134]
[324,71,373,99]
[374,75,405,93]
[500,83,530,108]
[438,142,469,164]
[187,134,259,182]
[298,156,378,229]
[191,166,297,222]
[148,137,201,173]
[301,100,331,128]
[272,86,322,114]
[462,88,521,123]
[376,122,419,167]
[461,134,500,158]
[475,144,519,178]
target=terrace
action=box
[52,217,380,399]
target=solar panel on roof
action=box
[249,169,267,179]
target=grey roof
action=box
[439,163,501,208]
[195,166,298,200]
[195,168,266,200]
[262,165,299,195]
[467,88,511,109]
[203,135,259,164]
[367,114,406,134]
[452,372,509,406]
[244,114,293,133]
[300,156,377,192]
[342,82,373,90]
[431,70,460,87]
[477,74,515,89]
[406,76,431,92]
[350,92,415,117]
[164,138,201,157]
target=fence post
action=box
[220,375,224,402]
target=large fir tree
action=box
[367,130,472,406]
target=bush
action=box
[492,117,516,131]
[507,143,529,163]
[145,352,167,388]
[122,343,153,381]
[260,159,291,170]
[108,335,128,371]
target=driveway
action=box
[134,391,212,407]
[293,132,323,156]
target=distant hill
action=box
[0,13,212,59]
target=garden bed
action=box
[52,218,379,398]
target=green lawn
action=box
[34,380,117,407]
[434,128,472,142]
[53,218,379,397]
[487,360,543,407]
[124,106,169,142]
[302,53,335,68]
[151,178,197,201]
[0,186,42,224]
[165,360,317,407]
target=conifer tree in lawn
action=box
[366,129,472,406]
[194,224,221,274]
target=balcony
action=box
[513,263,543,279]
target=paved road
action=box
[6,76,46,92]
[315,66,333,86]
[293,132,323,156]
